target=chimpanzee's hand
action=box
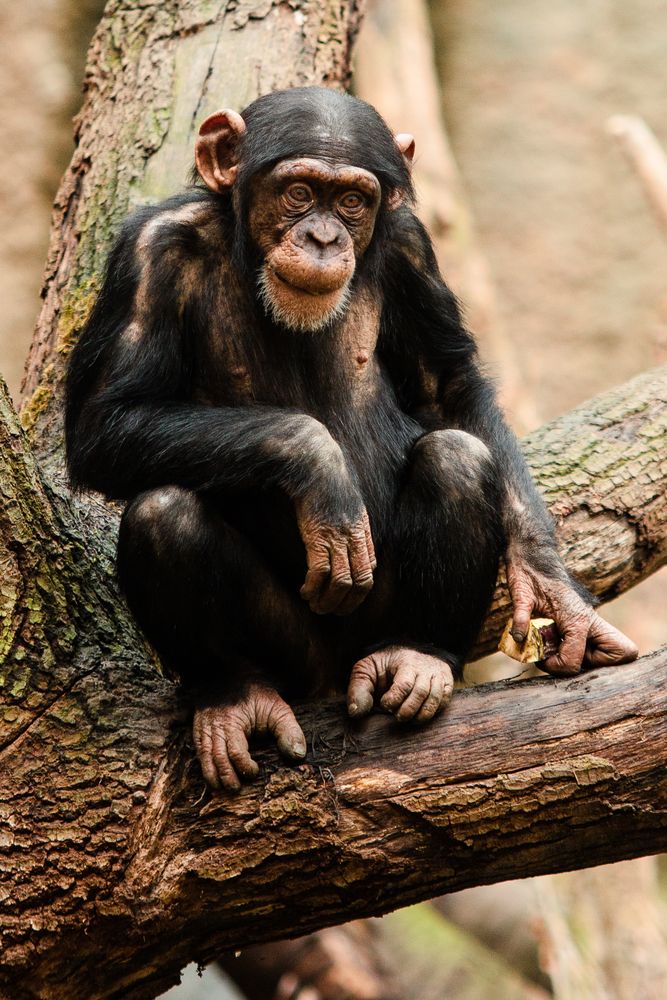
[507,558,639,676]
[295,497,376,615]
[347,646,454,723]
[193,683,307,792]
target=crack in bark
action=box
[189,1,230,129]
[0,665,97,758]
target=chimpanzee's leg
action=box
[117,486,335,790]
[347,429,503,722]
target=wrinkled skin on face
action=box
[248,158,382,331]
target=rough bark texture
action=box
[1,2,667,999]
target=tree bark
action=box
[2,2,667,998]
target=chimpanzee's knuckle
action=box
[396,705,416,720]
[352,660,377,685]
[391,678,413,698]
[268,703,293,731]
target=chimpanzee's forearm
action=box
[67,399,360,513]
[436,362,573,580]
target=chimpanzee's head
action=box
[195,87,415,332]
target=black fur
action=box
[65,87,567,703]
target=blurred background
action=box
[1,0,665,997]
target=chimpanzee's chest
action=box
[191,284,421,525]
[193,283,386,412]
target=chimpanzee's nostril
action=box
[311,230,337,247]
[303,221,341,250]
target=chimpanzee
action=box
[65,87,638,791]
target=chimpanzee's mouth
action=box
[268,265,347,298]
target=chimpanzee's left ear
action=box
[195,110,247,192]
[387,132,416,210]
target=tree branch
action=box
[608,115,667,235]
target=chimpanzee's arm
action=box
[65,207,375,614]
[381,212,637,673]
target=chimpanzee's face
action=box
[248,158,381,332]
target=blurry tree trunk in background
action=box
[220,923,397,1000]
[435,882,549,991]
[536,860,667,1000]
[371,905,550,1000]
[354,0,535,429]
[430,0,667,422]
[0,0,103,399]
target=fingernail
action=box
[291,740,307,758]
[348,702,359,717]
[511,630,526,643]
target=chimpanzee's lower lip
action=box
[270,267,346,298]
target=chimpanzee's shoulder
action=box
[117,190,232,262]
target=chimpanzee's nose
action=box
[299,221,343,257]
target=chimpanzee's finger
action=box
[300,560,330,609]
[269,703,307,760]
[583,616,639,668]
[210,725,242,793]
[348,529,375,585]
[334,536,374,615]
[394,675,433,721]
[225,724,260,781]
[192,712,221,791]
[380,664,418,713]
[511,595,534,644]
[542,625,587,676]
[347,656,380,717]
[415,664,455,723]
[362,511,377,571]
[312,541,353,614]
[415,674,444,723]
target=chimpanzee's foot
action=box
[347,646,455,724]
[193,682,307,792]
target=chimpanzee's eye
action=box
[284,184,313,208]
[338,191,365,214]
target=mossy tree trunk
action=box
[1,2,667,999]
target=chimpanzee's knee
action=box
[119,486,203,557]
[409,429,497,501]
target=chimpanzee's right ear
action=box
[394,133,416,169]
[195,110,247,192]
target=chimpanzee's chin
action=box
[257,268,350,333]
